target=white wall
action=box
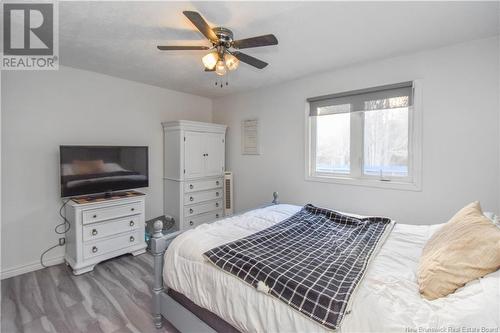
[1,66,212,278]
[213,37,499,225]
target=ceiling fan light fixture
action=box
[224,53,239,71]
[158,11,278,82]
[215,60,227,76]
[202,52,218,70]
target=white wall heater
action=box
[224,171,234,216]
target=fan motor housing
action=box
[213,27,233,46]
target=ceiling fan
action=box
[157,11,278,77]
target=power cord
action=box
[40,199,71,268]
[55,199,71,234]
[40,244,61,268]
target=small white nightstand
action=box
[64,192,147,275]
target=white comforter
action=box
[164,204,500,332]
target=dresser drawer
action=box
[83,230,142,260]
[184,210,223,229]
[184,178,222,193]
[82,216,141,242]
[82,202,142,224]
[184,189,222,205]
[184,200,222,217]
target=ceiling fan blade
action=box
[183,11,218,42]
[232,34,278,49]
[232,51,268,69]
[157,45,210,50]
[204,67,215,72]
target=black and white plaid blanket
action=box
[204,204,394,330]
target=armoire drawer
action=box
[184,200,223,217]
[184,210,223,229]
[184,189,222,205]
[184,178,222,193]
[82,202,142,224]
[83,230,142,260]
[82,216,141,242]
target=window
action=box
[306,81,422,190]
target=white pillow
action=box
[61,163,75,176]
[484,211,500,228]
[102,162,127,173]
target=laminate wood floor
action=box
[1,253,178,333]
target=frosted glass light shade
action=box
[225,53,239,71]
[202,52,218,70]
[215,60,227,76]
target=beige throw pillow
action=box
[72,160,104,175]
[417,201,500,300]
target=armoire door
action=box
[204,133,225,177]
[184,131,205,179]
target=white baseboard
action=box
[1,256,65,280]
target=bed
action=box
[151,200,500,332]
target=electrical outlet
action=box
[59,237,66,246]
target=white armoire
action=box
[162,120,227,231]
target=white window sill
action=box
[305,174,422,191]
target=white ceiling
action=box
[59,1,499,98]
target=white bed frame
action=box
[151,192,280,332]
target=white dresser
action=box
[163,120,227,231]
[64,194,147,275]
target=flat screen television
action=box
[60,146,149,198]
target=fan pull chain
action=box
[214,73,229,88]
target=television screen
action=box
[60,146,149,197]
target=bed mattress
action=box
[164,204,500,332]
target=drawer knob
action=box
[189,208,194,214]
[92,246,98,253]
[189,184,194,189]
[131,208,135,211]
[189,196,194,202]
[93,214,97,218]
[189,221,194,226]
[129,221,134,227]
[215,202,219,208]
[216,214,220,218]
[216,181,220,186]
[92,229,98,236]
[215,192,219,197]
[130,236,135,242]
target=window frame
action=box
[305,80,422,191]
